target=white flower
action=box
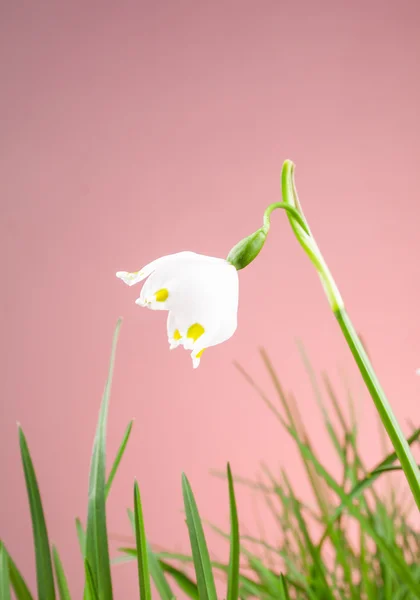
[116,251,239,368]
[416,369,420,376]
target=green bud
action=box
[226,226,268,270]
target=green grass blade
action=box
[286,427,420,595]
[279,575,291,600]
[105,420,134,499]
[226,463,240,600]
[18,427,56,600]
[146,544,174,600]
[85,318,122,599]
[75,518,86,558]
[84,560,98,600]
[125,508,173,598]
[133,481,151,600]
[52,547,71,600]
[182,473,217,600]
[1,543,33,600]
[0,542,33,600]
[0,543,11,600]
[159,561,198,599]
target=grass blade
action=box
[226,463,240,600]
[0,543,11,600]
[125,508,173,599]
[18,427,56,600]
[84,560,98,600]
[0,542,33,600]
[105,420,134,499]
[159,561,199,599]
[133,481,151,600]
[75,518,86,558]
[279,574,291,600]
[85,318,122,599]
[52,547,71,600]
[147,544,174,600]
[182,473,217,600]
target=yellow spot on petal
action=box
[173,329,182,340]
[154,288,169,302]
[187,323,205,342]
[196,348,205,359]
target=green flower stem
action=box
[334,307,420,509]
[273,159,420,510]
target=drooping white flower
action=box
[116,251,239,368]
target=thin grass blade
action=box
[159,561,199,599]
[52,547,71,600]
[279,575,291,600]
[0,542,33,600]
[75,518,86,558]
[226,463,240,600]
[0,542,11,600]
[85,318,122,599]
[133,481,151,600]
[182,473,217,600]
[84,560,98,600]
[146,543,174,600]
[18,427,56,600]
[105,420,133,499]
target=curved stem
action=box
[263,202,310,235]
[278,159,420,511]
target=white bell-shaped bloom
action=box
[116,251,239,368]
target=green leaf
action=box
[52,547,71,600]
[84,560,98,600]
[85,318,122,599]
[226,463,240,600]
[105,420,134,499]
[18,427,56,600]
[182,473,217,600]
[0,542,33,600]
[159,561,198,600]
[133,481,151,600]
[0,542,11,600]
[75,518,86,558]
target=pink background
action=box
[1,0,420,597]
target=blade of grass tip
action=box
[0,542,34,600]
[105,420,134,499]
[279,574,291,600]
[133,481,151,600]
[52,547,71,600]
[75,518,86,558]
[226,464,240,600]
[85,318,122,599]
[182,473,217,600]
[159,561,199,600]
[84,560,98,600]
[18,427,56,600]
[0,542,11,600]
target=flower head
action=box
[116,251,239,368]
